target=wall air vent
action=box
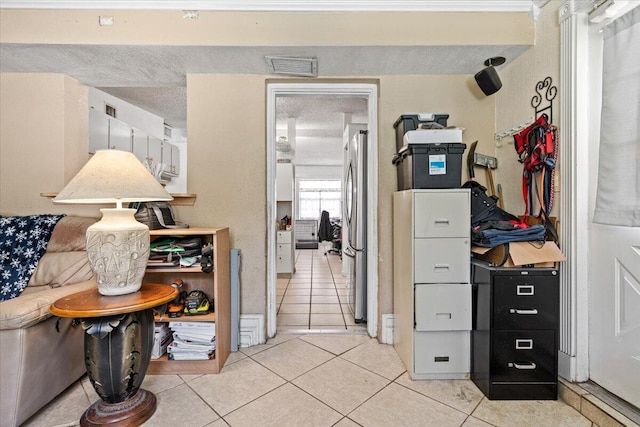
[265,56,317,77]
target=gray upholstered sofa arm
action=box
[0,279,96,330]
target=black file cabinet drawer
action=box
[491,330,557,382]
[493,276,559,330]
[471,260,559,400]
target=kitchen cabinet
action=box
[276,230,294,274]
[132,127,149,163]
[393,189,471,379]
[471,260,559,399]
[108,117,132,152]
[276,163,295,275]
[169,143,180,176]
[148,136,163,166]
[144,227,230,375]
[276,163,294,202]
[161,141,180,177]
[88,108,132,153]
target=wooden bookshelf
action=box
[145,227,229,375]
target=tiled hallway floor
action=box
[23,334,596,427]
[277,245,366,331]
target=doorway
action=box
[266,83,378,338]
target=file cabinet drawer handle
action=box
[435,312,452,320]
[517,285,535,295]
[509,308,538,315]
[509,362,537,370]
[434,264,450,271]
[434,356,450,362]
[434,218,450,226]
[515,339,534,350]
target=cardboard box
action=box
[471,241,566,268]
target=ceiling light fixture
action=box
[474,56,505,96]
[265,56,318,77]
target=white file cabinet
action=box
[276,230,294,274]
[393,189,471,379]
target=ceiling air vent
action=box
[265,56,317,77]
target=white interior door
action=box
[588,225,640,407]
[587,8,640,406]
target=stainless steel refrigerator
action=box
[343,130,367,323]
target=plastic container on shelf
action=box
[393,143,466,190]
[393,113,450,152]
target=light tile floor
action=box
[22,333,596,427]
[277,245,367,331]
[22,243,633,426]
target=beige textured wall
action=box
[0,7,539,335]
[0,10,533,46]
[495,3,561,217]
[0,71,500,332]
[181,73,496,326]
[184,74,268,314]
[0,73,97,217]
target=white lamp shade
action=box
[53,150,173,204]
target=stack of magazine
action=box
[167,321,215,361]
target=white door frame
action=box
[266,82,379,338]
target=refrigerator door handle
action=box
[343,246,356,258]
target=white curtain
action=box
[593,6,640,226]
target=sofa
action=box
[0,216,98,427]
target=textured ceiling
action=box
[0,43,528,130]
[276,96,368,166]
[0,41,528,165]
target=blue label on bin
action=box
[429,154,446,175]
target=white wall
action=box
[295,165,342,181]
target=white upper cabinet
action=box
[108,117,132,152]
[161,141,180,177]
[148,136,163,165]
[89,109,132,153]
[276,163,294,201]
[132,127,149,163]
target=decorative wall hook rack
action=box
[494,76,559,144]
[531,76,557,123]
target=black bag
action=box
[462,181,519,227]
[134,202,188,230]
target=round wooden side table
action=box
[51,283,178,427]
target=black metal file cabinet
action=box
[471,260,559,400]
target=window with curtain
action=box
[593,6,640,226]
[297,180,341,220]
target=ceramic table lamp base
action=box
[86,208,150,296]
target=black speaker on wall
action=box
[474,57,505,96]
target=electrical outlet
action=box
[474,153,498,169]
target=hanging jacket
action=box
[317,210,333,242]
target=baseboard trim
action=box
[239,314,265,347]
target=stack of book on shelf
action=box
[167,321,216,361]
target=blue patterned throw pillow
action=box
[0,214,65,301]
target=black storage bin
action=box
[393,113,449,152]
[392,143,466,190]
